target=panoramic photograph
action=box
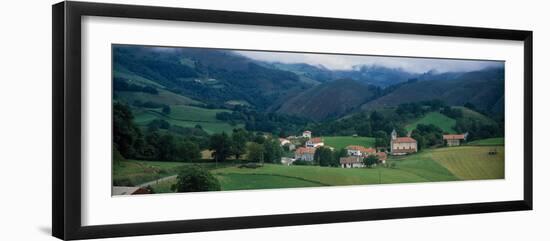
[111,44,505,196]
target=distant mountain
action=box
[113,45,505,120]
[113,46,312,110]
[275,79,380,121]
[361,67,505,115]
[266,62,417,88]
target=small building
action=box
[295,147,316,161]
[443,133,468,146]
[302,130,312,139]
[340,156,365,168]
[390,129,417,155]
[376,152,388,164]
[279,138,291,146]
[112,186,152,195]
[306,137,324,148]
[281,157,296,166]
[346,145,376,157]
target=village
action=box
[279,130,468,168]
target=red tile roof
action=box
[309,137,324,144]
[339,156,363,164]
[295,147,316,155]
[346,145,376,153]
[392,137,417,143]
[376,152,387,161]
[443,134,466,140]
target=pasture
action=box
[468,137,504,146]
[133,104,243,134]
[405,112,456,133]
[323,136,376,150]
[429,146,504,180]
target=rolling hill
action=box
[275,79,379,120]
[361,68,504,115]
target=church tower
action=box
[391,129,397,140]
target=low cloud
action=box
[234,50,503,73]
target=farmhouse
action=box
[390,129,417,155]
[346,145,376,157]
[340,156,365,168]
[443,133,468,146]
[306,137,324,148]
[302,130,312,139]
[295,147,316,161]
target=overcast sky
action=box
[234,50,503,73]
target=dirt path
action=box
[138,175,177,188]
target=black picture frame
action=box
[52,1,533,240]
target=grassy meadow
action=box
[323,136,376,150]
[405,112,456,133]
[113,142,505,194]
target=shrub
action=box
[171,165,221,192]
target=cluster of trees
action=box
[208,129,283,164]
[311,147,348,167]
[410,124,444,150]
[113,77,158,94]
[113,103,203,162]
[171,165,221,192]
[132,100,171,115]
[455,118,503,141]
[216,105,312,137]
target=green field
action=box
[133,105,243,134]
[467,137,504,146]
[115,90,201,106]
[117,145,504,194]
[430,146,504,180]
[113,160,189,186]
[405,112,456,133]
[323,136,376,150]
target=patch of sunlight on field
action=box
[429,146,504,180]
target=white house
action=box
[442,133,468,146]
[340,156,365,168]
[346,145,376,157]
[302,130,312,139]
[295,147,316,162]
[306,137,324,148]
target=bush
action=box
[238,163,262,169]
[171,165,221,192]
[113,177,134,186]
[292,160,312,166]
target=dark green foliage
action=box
[113,102,143,158]
[177,140,201,162]
[147,119,170,131]
[217,106,313,136]
[132,100,168,109]
[292,160,313,166]
[263,138,283,163]
[171,166,221,192]
[247,142,264,163]
[363,155,379,167]
[231,128,249,160]
[374,130,390,148]
[411,124,444,150]
[314,147,335,167]
[441,106,463,119]
[455,118,503,141]
[162,105,171,115]
[113,77,158,94]
[209,132,232,162]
